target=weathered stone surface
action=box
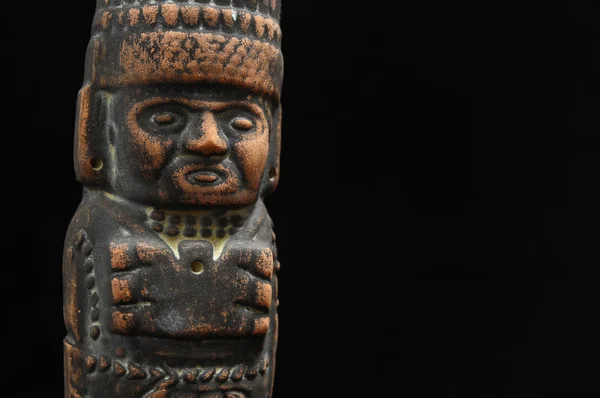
[63,1,283,396]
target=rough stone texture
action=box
[63,1,283,396]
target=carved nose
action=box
[186,112,228,156]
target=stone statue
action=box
[62,1,283,397]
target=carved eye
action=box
[231,117,255,131]
[153,113,177,125]
[138,104,188,135]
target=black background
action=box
[2,1,599,397]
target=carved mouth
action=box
[185,169,225,185]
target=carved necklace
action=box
[145,207,251,260]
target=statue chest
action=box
[105,233,275,339]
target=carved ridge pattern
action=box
[98,0,280,18]
[76,229,102,341]
[93,5,282,43]
[84,354,268,386]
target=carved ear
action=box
[74,36,112,186]
[74,84,95,183]
[263,105,282,195]
[74,86,110,186]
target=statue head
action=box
[75,0,283,207]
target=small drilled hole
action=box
[268,167,277,180]
[191,260,204,274]
[90,158,104,171]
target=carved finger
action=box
[110,306,157,336]
[109,242,135,271]
[111,275,151,305]
[234,276,273,314]
[135,242,172,264]
[223,245,274,281]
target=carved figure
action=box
[63,1,283,397]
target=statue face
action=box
[109,89,271,206]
